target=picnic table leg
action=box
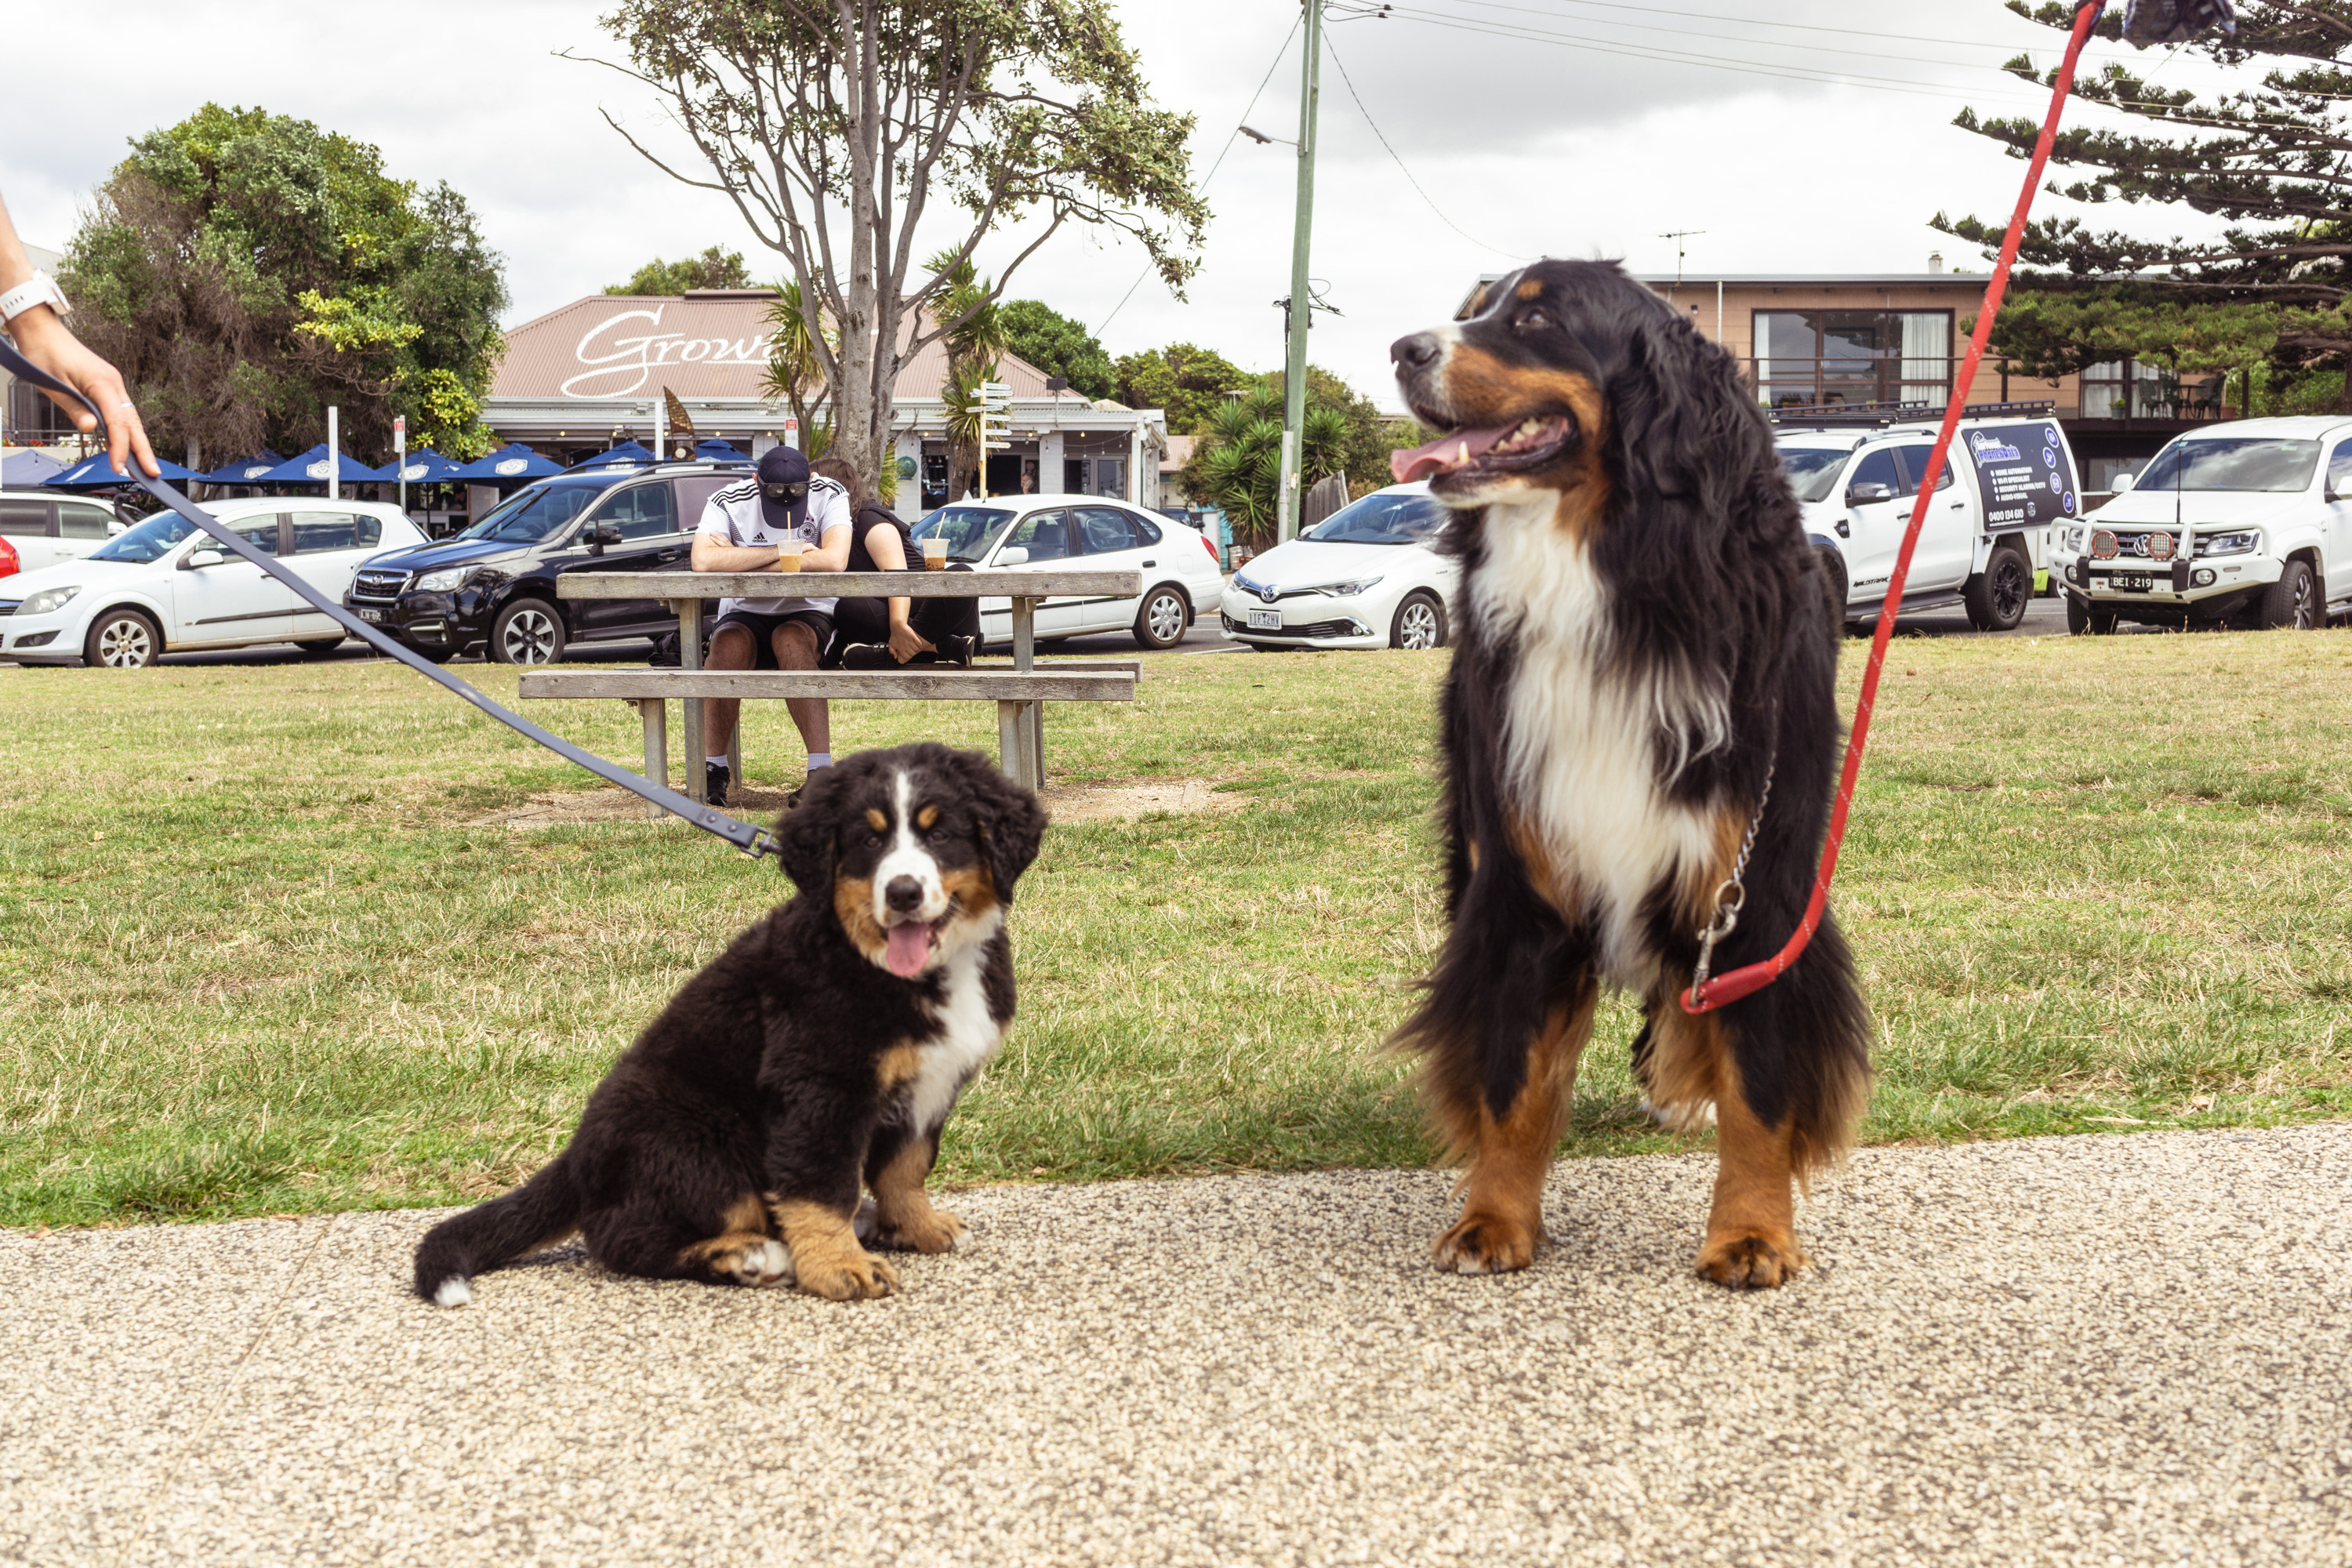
[639,698,668,820]
[1010,596,1044,790]
[677,598,705,795]
[998,700,1024,784]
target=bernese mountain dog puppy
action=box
[412,742,1045,1306]
[1388,259,1872,1289]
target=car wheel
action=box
[490,598,567,664]
[85,608,162,668]
[1392,590,1447,651]
[1963,543,2031,632]
[2066,594,2118,636]
[1815,546,1848,622]
[1132,585,1189,650]
[294,637,343,659]
[2259,558,2321,630]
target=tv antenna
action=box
[1660,229,1706,289]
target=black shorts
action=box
[710,608,834,668]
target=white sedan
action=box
[1218,482,1459,650]
[908,492,1228,650]
[1,497,426,666]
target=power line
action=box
[1322,31,1534,263]
[1098,16,1301,338]
[1450,0,2091,54]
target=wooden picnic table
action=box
[537,568,1143,801]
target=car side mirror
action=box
[1845,482,1895,506]
[183,548,225,570]
[997,546,1029,565]
[2328,479,2347,503]
[2111,472,2136,493]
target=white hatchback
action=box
[0,488,124,575]
[1,497,427,666]
[1217,482,1460,650]
[908,492,1228,650]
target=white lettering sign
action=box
[495,458,528,477]
[561,306,769,397]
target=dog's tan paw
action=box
[873,1208,964,1254]
[1694,1228,1806,1290]
[797,1248,900,1301]
[1432,1210,1540,1275]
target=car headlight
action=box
[19,585,81,617]
[2194,531,2258,558]
[416,566,475,592]
[1308,576,1383,597]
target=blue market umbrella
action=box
[448,443,564,482]
[568,439,658,470]
[1,449,66,486]
[694,437,750,463]
[44,451,201,488]
[381,448,466,485]
[198,449,289,485]
[255,445,383,485]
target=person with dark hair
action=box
[811,454,979,670]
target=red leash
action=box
[1682,1,2107,1014]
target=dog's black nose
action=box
[1392,332,1442,371]
[884,875,925,913]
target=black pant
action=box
[831,593,980,654]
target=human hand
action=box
[6,307,159,479]
[887,622,934,663]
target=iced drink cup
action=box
[778,536,804,572]
[921,535,947,569]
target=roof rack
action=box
[1766,398,2058,428]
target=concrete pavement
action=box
[6,1123,2350,1566]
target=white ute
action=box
[1775,401,2082,632]
[2052,417,2352,633]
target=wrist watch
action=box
[0,270,72,327]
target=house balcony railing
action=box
[1741,356,2233,423]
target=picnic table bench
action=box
[521,569,1142,809]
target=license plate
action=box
[2109,573,2154,593]
[1246,608,1283,630]
[354,607,383,622]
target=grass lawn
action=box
[3,625,2350,1227]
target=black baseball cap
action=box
[757,446,811,531]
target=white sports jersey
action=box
[695,474,853,618]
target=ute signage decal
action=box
[1965,420,2077,532]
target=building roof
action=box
[490,291,1091,406]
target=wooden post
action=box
[638,699,668,820]
[1008,597,1042,789]
[677,598,704,788]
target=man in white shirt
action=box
[691,445,852,804]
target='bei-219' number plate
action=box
[2109,573,2154,593]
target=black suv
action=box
[346,461,746,662]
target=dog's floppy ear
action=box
[772,771,844,895]
[949,749,1048,898]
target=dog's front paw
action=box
[719,1237,794,1287]
[873,1207,964,1254]
[797,1248,900,1301]
[1694,1228,1805,1290]
[1432,1210,1540,1275]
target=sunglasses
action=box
[763,481,808,503]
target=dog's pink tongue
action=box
[1390,424,1515,484]
[884,922,931,978]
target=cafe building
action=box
[482,289,1169,511]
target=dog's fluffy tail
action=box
[412,1156,581,1308]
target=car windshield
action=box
[910,506,1015,562]
[458,478,608,543]
[1778,446,1853,503]
[1302,490,1449,544]
[2134,437,2320,493]
[86,510,201,564]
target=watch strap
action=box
[0,270,71,326]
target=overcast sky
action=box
[0,0,2240,411]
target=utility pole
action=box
[1278,1,1323,545]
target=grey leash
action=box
[1690,753,1773,996]
[0,338,779,860]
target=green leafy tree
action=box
[1972,287,2280,411]
[931,252,1011,496]
[1939,2,2352,402]
[60,103,507,463]
[1113,343,1251,431]
[604,246,753,295]
[1267,365,1410,500]
[1182,387,1345,548]
[999,299,1115,399]
[760,276,833,443]
[593,0,1207,492]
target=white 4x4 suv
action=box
[1776,402,2081,632]
[2053,417,2352,632]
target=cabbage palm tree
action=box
[760,278,833,445]
[1185,387,1347,548]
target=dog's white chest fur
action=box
[906,919,1005,1133]
[1471,497,1723,982]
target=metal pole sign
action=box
[394,415,408,517]
[784,415,800,452]
[326,405,339,503]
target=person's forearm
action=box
[0,195,35,295]
[889,597,912,629]
[804,528,852,572]
[691,537,782,572]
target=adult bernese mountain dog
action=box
[1388,259,1872,1289]
[412,742,1046,1306]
